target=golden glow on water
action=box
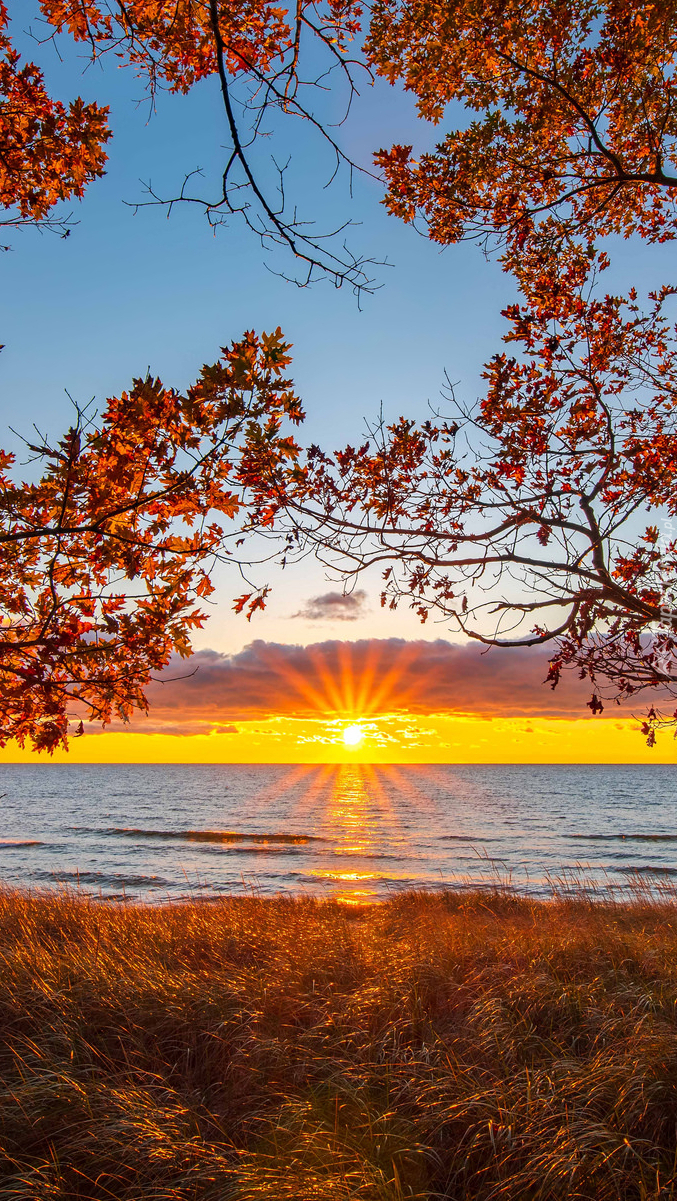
[2,758,673,906]
[297,763,417,902]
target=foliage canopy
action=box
[5,0,677,744]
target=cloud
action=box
[292,590,368,622]
[125,638,611,732]
[116,719,239,737]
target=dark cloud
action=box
[292,590,368,622]
[124,638,610,732]
[120,719,239,737]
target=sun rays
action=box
[249,639,433,729]
[236,641,442,760]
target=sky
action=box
[2,6,676,764]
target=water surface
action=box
[0,763,675,902]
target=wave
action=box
[614,865,677,876]
[567,833,677,842]
[75,827,326,845]
[31,869,169,887]
[349,852,408,861]
[196,845,309,857]
[0,839,43,847]
[294,873,418,888]
[439,834,494,842]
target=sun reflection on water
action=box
[216,762,445,903]
[303,764,419,902]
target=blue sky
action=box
[4,7,515,443]
[3,6,676,656]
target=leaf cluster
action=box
[368,0,677,269]
[0,1,110,237]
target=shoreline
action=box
[1,867,675,907]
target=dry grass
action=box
[1,885,677,1199]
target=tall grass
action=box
[1,884,677,1198]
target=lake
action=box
[0,762,676,902]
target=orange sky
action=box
[0,712,672,764]
[1,638,674,764]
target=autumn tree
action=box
[0,329,303,752]
[7,0,677,744]
[12,0,677,283]
[1,1,327,753]
[263,248,677,739]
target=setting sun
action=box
[342,724,364,747]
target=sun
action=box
[342,724,364,747]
